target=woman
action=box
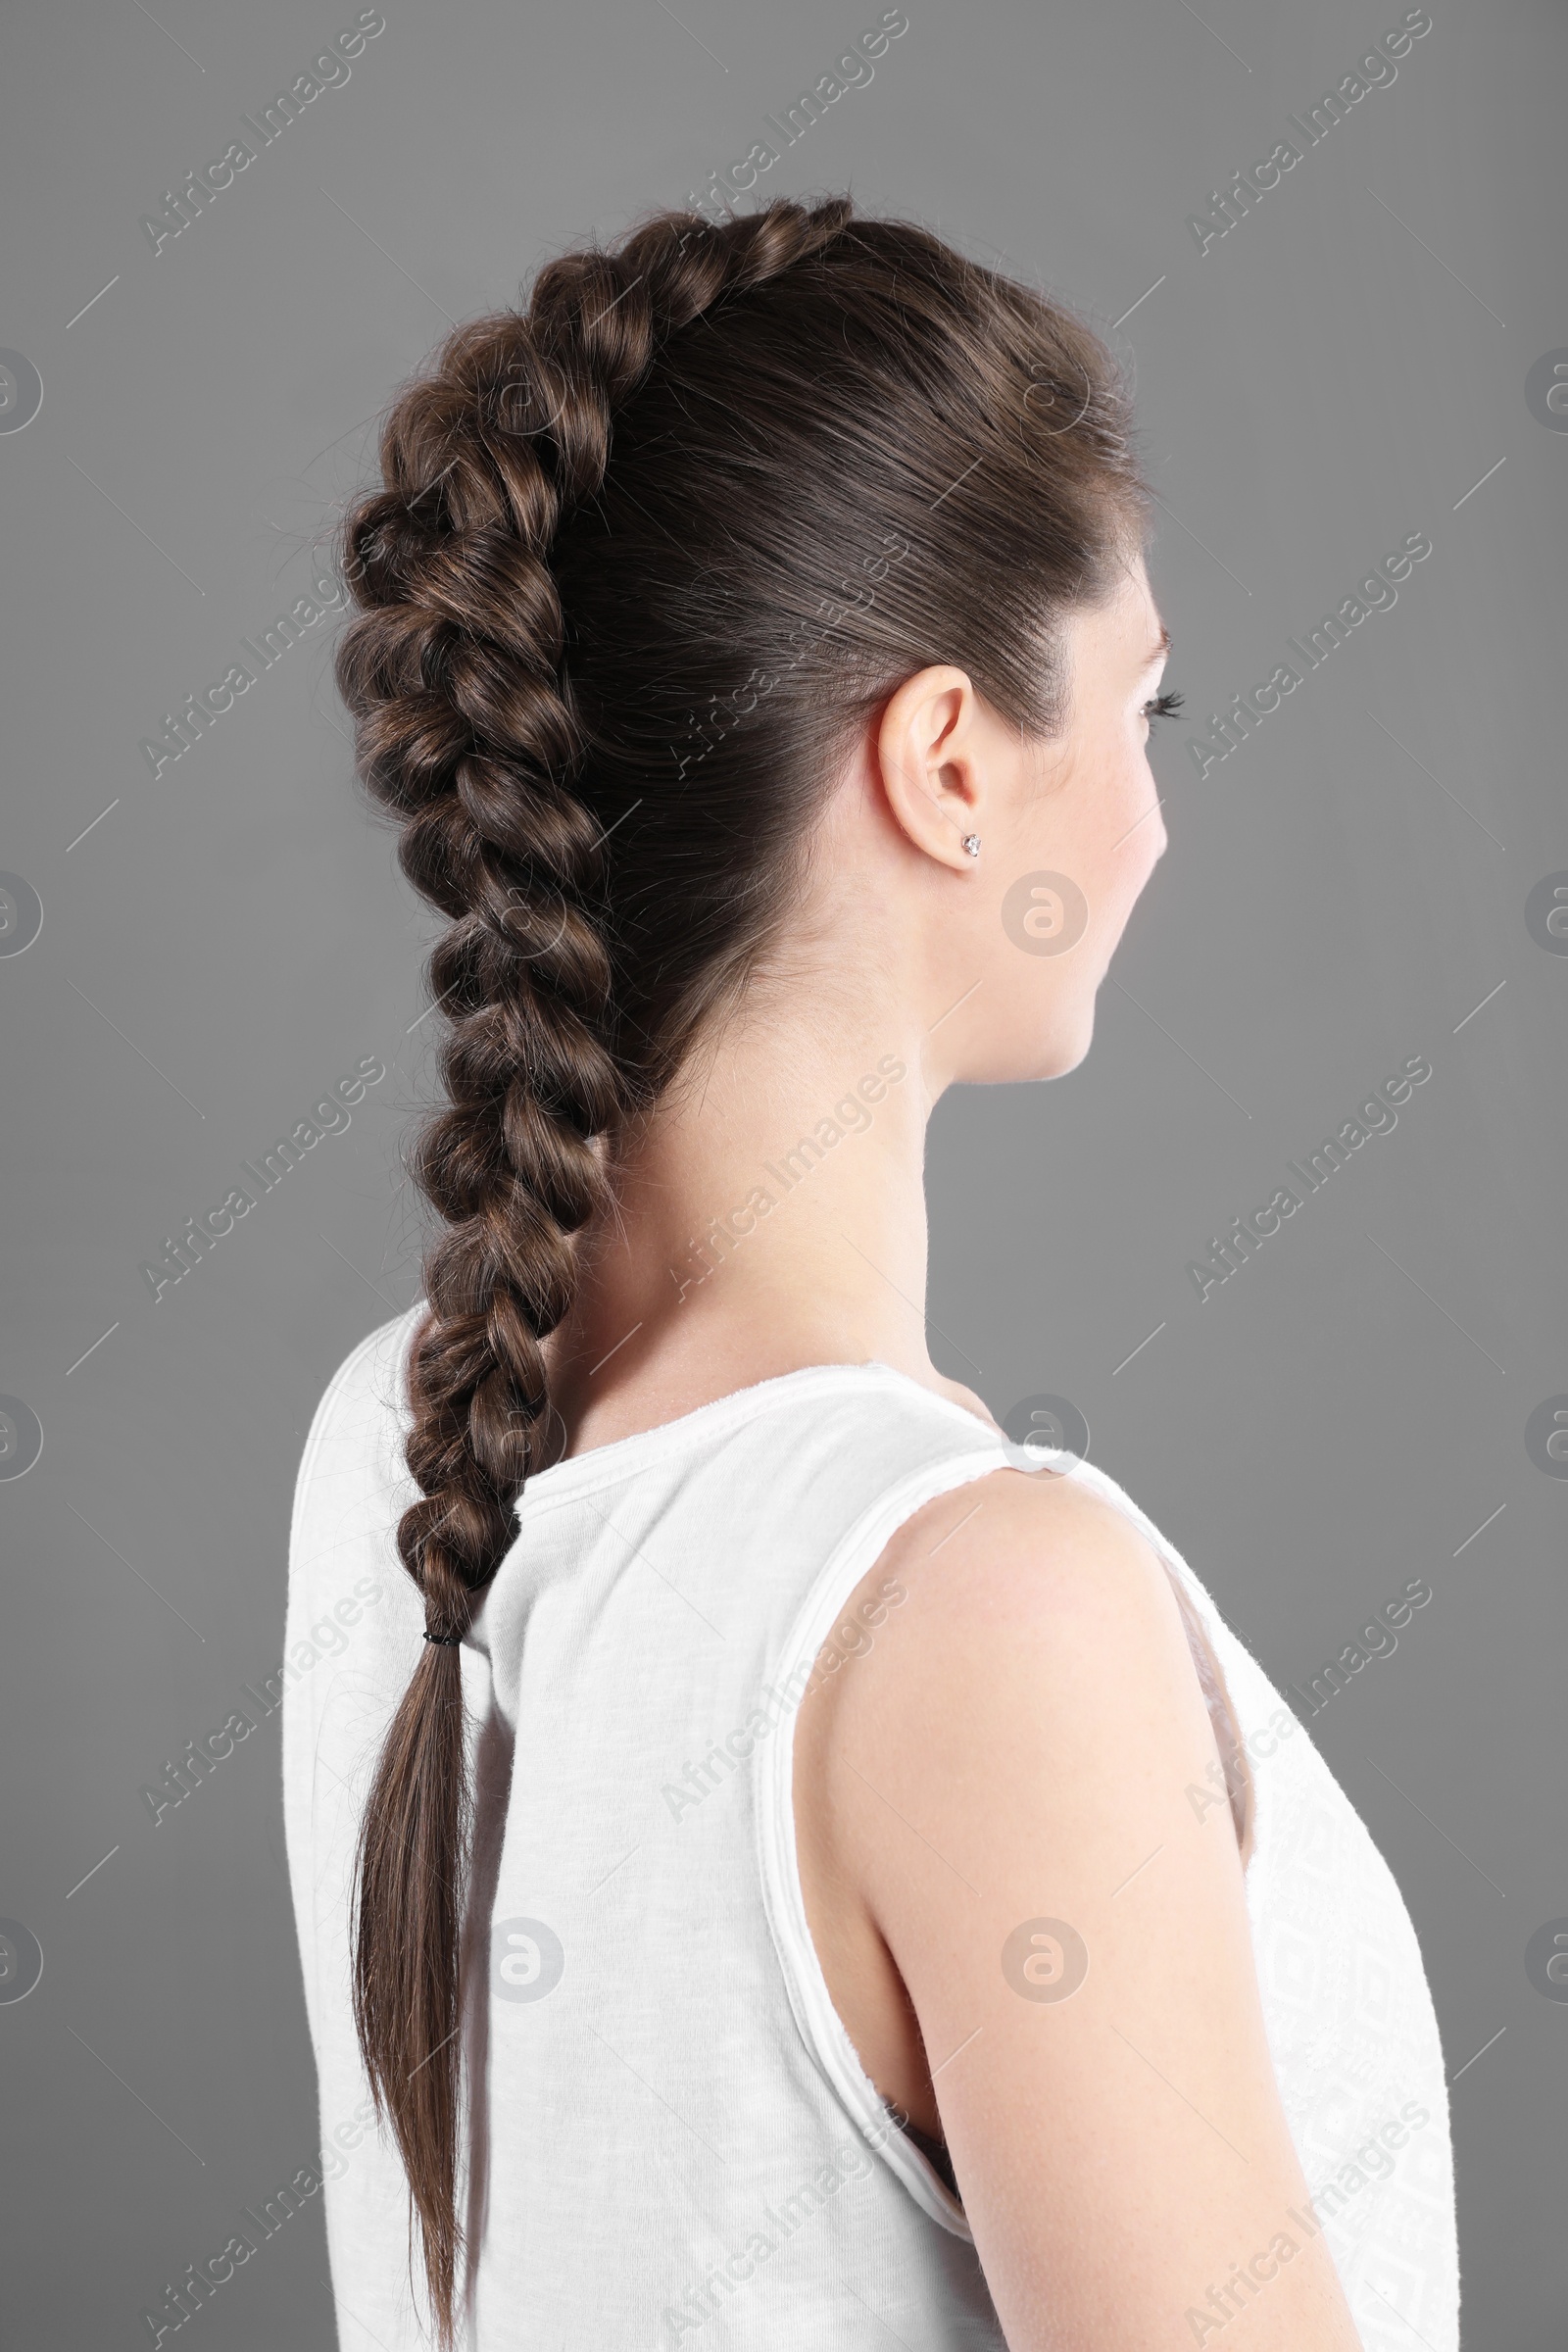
[283,196,1458,2350]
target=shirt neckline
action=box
[503,1357,1006,1513]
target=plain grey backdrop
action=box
[1,0,1563,2341]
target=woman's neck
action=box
[544,1000,963,1455]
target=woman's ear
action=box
[874,665,989,871]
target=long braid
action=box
[332,198,859,2341]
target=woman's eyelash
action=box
[1144,687,1184,724]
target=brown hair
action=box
[333,192,1148,2337]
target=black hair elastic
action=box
[423,1630,463,1646]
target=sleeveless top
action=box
[283,1306,1460,2350]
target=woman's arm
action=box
[795,1468,1365,2351]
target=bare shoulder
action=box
[927,1371,1005,1429]
[862,1462,1192,1702]
[871,1463,1226,1862]
[799,1463,1215,1946]
[797,1467,1363,2348]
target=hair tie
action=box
[423,1630,463,1646]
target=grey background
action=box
[0,0,1562,2341]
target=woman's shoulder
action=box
[290,1305,423,1550]
[925,1370,1004,1432]
[795,1464,1367,2350]
[800,1463,1196,1877]
[313,1301,421,1426]
[865,1461,1184,1692]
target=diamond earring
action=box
[961,834,981,858]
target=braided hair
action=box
[332,192,1147,2338]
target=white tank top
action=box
[283,1307,1459,2350]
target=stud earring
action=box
[961,834,981,858]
